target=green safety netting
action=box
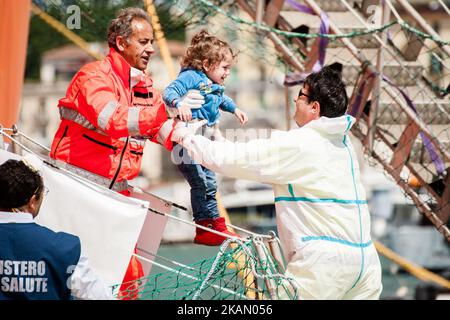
[113,239,299,300]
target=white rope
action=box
[133,253,248,299]
[1,127,283,303]
[253,238,300,298]
[384,0,403,22]
[255,238,300,299]
[190,238,300,300]
[136,246,198,271]
[340,0,448,72]
[0,127,51,153]
[147,206,272,241]
[385,0,448,68]
[192,238,301,300]
[1,129,271,241]
[18,131,51,152]
[192,239,234,300]
[1,130,288,306]
[0,134,292,299]
[226,222,266,237]
[339,0,449,119]
[0,130,35,155]
[0,130,124,195]
[137,245,264,294]
[150,208,257,241]
[338,0,402,65]
[131,184,273,239]
[438,0,450,16]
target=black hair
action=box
[107,7,151,51]
[304,64,348,118]
[0,160,43,210]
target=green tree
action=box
[26,0,186,80]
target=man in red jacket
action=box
[50,7,177,299]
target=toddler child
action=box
[163,30,248,246]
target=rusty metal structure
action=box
[234,0,449,241]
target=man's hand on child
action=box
[234,108,248,125]
[177,90,205,109]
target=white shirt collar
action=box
[0,211,34,223]
[130,67,144,88]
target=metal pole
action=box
[352,126,450,242]
[367,0,390,154]
[437,0,450,16]
[0,125,5,150]
[30,4,104,61]
[252,264,261,300]
[305,0,448,163]
[267,231,286,274]
[256,0,265,24]
[303,0,367,64]
[253,238,278,300]
[236,0,305,72]
[284,86,291,130]
[11,124,21,156]
[144,0,176,80]
[342,0,447,75]
[395,0,450,57]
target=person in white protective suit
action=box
[165,66,383,300]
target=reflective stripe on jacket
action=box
[50,48,171,184]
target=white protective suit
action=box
[179,115,382,299]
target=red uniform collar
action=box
[106,47,152,88]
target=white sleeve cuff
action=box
[70,253,115,300]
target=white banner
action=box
[0,150,149,288]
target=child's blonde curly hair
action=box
[181,30,237,71]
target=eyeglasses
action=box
[297,89,311,100]
[34,185,49,198]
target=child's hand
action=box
[177,104,192,122]
[175,90,204,122]
[234,108,248,125]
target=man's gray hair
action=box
[107,7,151,50]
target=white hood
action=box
[304,115,355,136]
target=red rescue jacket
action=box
[50,48,171,186]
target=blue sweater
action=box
[163,69,237,126]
